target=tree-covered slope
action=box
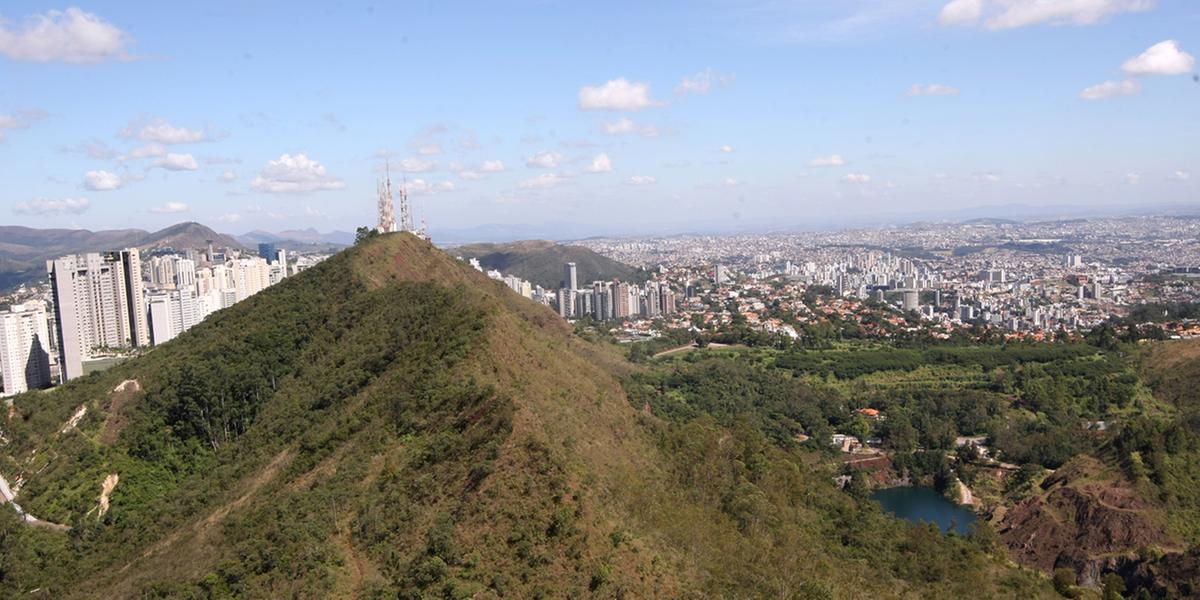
[0,233,1053,598]
[450,239,646,289]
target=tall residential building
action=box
[118,248,150,347]
[592,281,612,321]
[613,282,632,318]
[0,303,52,396]
[147,288,203,345]
[557,288,576,318]
[564,262,578,291]
[47,253,134,381]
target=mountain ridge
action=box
[0,222,244,291]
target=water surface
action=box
[871,486,978,535]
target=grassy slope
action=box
[0,234,1052,598]
[450,239,644,290]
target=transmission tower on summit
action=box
[398,178,415,234]
[377,165,397,234]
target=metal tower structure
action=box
[398,178,415,233]
[377,165,397,234]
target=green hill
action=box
[450,239,646,289]
[0,233,1053,598]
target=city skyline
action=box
[2,1,1199,235]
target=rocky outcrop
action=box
[998,458,1175,586]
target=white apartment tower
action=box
[0,303,52,396]
[47,252,136,381]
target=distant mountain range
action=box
[236,228,355,247]
[450,239,648,290]
[0,222,243,291]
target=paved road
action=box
[0,473,69,530]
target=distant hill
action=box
[0,232,1055,598]
[236,226,350,246]
[0,222,245,291]
[451,239,646,289]
[137,222,244,253]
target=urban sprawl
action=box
[3,215,1200,398]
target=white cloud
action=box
[1125,172,1141,185]
[1171,170,1191,181]
[842,173,871,184]
[587,153,613,173]
[526,151,564,169]
[84,170,123,191]
[153,152,199,171]
[601,118,660,137]
[127,143,167,159]
[13,197,90,215]
[628,175,657,185]
[1122,40,1195,76]
[720,145,735,153]
[121,118,206,144]
[217,212,242,223]
[938,0,983,25]
[973,172,1001,182]
[675,68,735,95]
[519,173,566,189]
[416,143,442,156]
[404,178,456,194]
[0,109,47,140]
[808,154,845,167]
[397,157,437,173]
[578,78,664,111]
[61,137,117,160]
[723,177,741,187]
[459,171,482,180]
[150,201,189,214]
[250,153,346,193]
[480,159,506,172]
[983,0,1153,30]
[219,170,237,183]
[1080,79,1141,100]
[0,8,132,63]
[906,83,960,96]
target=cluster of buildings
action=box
[553,262,677,321]
[574,216,1200,343]
[0,242,304,396]
[466,260,678,323]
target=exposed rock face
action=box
[1124,547,1200,598]
[998,458,1173,582]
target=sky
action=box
[1,0,1198,238]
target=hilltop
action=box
[0,233,1055,598]
[451,239,646,289]
[0,222,244,291]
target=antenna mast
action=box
[399,177,414,233]
[377,161,396,233]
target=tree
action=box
[1102,573,1126,600]
[355,226,379,245]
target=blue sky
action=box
[1,0,1197,236]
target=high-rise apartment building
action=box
[0,302,52,396]
[564,262,578,291]
[47,253,136,381]
[147,288,204,345]
[613,282,632,318]
[118,249,150,348]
